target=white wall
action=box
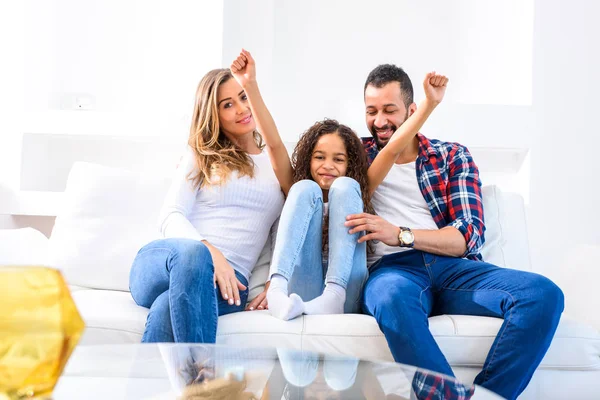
[528,0,600,328]
[222,0,537,201]
[23,0,224,139]
[0,2,24,192]
[2,0,224,232]
[222,0,599,328]
[3,0,599,328]
[223,0,534,147]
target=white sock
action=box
[303,282,346,315]
[267,275,305,321]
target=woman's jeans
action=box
[129,238,248,343]
[270,177,368,313]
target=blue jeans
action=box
[362,249,564,400]
[129,238,249,343]
[270,178,368,313]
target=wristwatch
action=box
[398,226,415,248]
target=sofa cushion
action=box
[433,315,600,370]
[0,227,49,266]
[73,289,304,350]
[73,290,600,372]
[73,289,149,344]
[479,185,531,270]
[300,314,600,371]
[48,161,275,294]
[497,191,532,270]
[48,162,171,291]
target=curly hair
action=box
[291,119,374,251]
[187,68,264,188]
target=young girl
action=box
[266,119,374,320]
[129,65,284,343]
[230,50,447,320]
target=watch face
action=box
[401,231,414,244]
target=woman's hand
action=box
[230,49,256,88]
[204,242,246,306]
[245,281,269,311]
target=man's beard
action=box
[370,111,409,150]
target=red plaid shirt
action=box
[363,134,485,260]
[412,370,476,400]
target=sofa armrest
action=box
[553,244,600,333]
[0,228,49,266]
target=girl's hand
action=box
[423,72,449,105]
[205,243,247,306]
[230,49,256,88]
[245,280,269,311]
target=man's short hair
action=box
[364,64,414,109]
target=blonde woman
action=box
[129,66,284,343]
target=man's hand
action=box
[245,280,269,311]
[204,242,246,306]
[230,49,256,88]
[423,72,449,105]
[345,213,401,246]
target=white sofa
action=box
[3,161,600,400]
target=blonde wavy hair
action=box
[188,68,264,188]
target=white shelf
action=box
[0,191,65,217]
[4,135,529,218]
[468,147,529,175]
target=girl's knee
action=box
[330,176,359,192]
[287,180,323,207]
[289,180,321,197]
[329,177,361,201]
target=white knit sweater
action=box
[158,146,284,280]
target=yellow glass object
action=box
[0,267,85,399]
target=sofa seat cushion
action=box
[74,289,600,372]
[73,289,303,349]
[73,289,149,344]
[431,315,600,371]
[296,314,600,371]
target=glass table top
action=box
[53,344,504,399]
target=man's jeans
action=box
[362,249,564,400]
[129,238,248,343]
[270,177,368,313]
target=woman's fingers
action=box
[236,278,247,291]
[230,276,240,306]
[216,272,237,305]
[216,276,229,301]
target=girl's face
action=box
[216,78,256,139]
[310,133,348,190]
